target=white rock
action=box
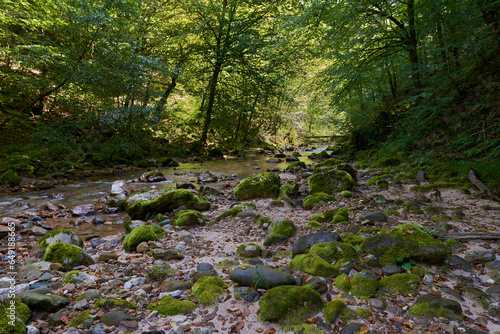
[167,290,183,298]
[124,277,147,290]
[134,289,147,297]
[170,315,188,323]
[26,326,40,334]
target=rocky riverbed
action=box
[1,155,499,334]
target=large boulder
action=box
[124,188,210,220]
[123,225,166,252]
[234,172,280,200]
[362,223,451,266]
[229,266,296,289]
[172,210,207,226]
[302,193,336,210]
[20,292,70,312]
[258,286,325,325]
[263,219,296,246]
[31,228,83,258]
[110,180,130,199]
[0,170,20,187]
[289,254,338,277]
[307,169,354,194]
[43,243,94,271]
[0,297,31,333]
[292,231,343,257]
[139,170,166,182]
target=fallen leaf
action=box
[60,315,69,324]
[242,307,250,317]
[227,307,239,312]
[264,328,276,334]
[358,327,370,334]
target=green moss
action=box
[356,307,373,319]
[431,215,451,223]
[323,299,346,323]
[312,158,343,173]
[269,199,284,207]
[1,170,20,187]
[334,273,351,291]
[276,250,292,258]
[411,266,427,277]
[36,228,83,249]
[303,193,336,210]
[122,225,165,252]
[62,270,83,284]
[309,210,337,223]
[444,239,462,251]
[147,295,196,316]
[350,272,379,298]
[190,276,228,306]
[384,210,399,216]
[289,323,325,334]
[270,219,296,237]
[379,273,420,294]
[172,210,207,226]
[43,243,90,270]
[285,161,306,170]
[234,172,280,200]
[309,241,359,265]
[258,286,325,326]
[331,208,349,224]
[0,297,31,334]
[307,170,354,194]
[236,243,263,258]
[408,302,462,321]
[216,206,243,221]
[340,190,353,198]
[306,220,322,228]
[289,254,338,277]
[343,235,364,246]
[423,206,442,214]
[98,252,119,262]
[145,265,178,280]
[67,310,91,328]
[94,297,137,309]
[215,259,239,269]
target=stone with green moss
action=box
[215,259,239,269]
[123,220,146,233]
[343,235,364,246]
[31,228,84,257]
[361,223,451,266]
[444,239,462,251]
[331,208,349,224]
[147,295,196,315]
[403,200,420,212]
[1,170,20,187]
[254,215,272,229]
[145,265,178,280]
[289,254,338,277]
[95,297,137,310]
[323,299,346,323]
[334,273,351,291]
[309,241,359,266]
[350,271,379,298]
[312,158,343,173]
[43,243,93,271]
[125,188,210,220]
[237,243,263,258]
[98,252,119,262]
[463,287,490,309]
[379,273,420,294]
[303,193,336,210]
[285,161,306,171]
[309,210,337,224]
[172,209,207,226]
[67,310,91,328]
[306,220,322,228]
[258,286,325,326]
[410,266,427,277]
[190,276,228,306]
[289,323,325,334]
[264,219,296,246]
[62,270,89,284]
[269,199,284,207]
[234,172,280,200]
[0,297,31,334]
[280,180,300,204]
[409,295,463,321]
[307,170,354,195]
[123,225,165,252]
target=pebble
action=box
[423,274,434,285]
[26,326,40,334]
[168,326,185,334]
[167,290,183,297]
[124,277,147,290]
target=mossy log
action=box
[438,232,500,240]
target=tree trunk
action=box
[407,0,421,91]
[200,57,223,145]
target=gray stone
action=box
[196,263,213,272]
[72,204,95,216]
[168,326,185,334]
[192,326,216,334]
[229,265,296,289]
[369,298,385,309]
[111,180,130,198]
[339,261,353,274]
[339,322,365,334]
[124,277,147,290]
[441,287,465,301]
[445,255,473,271]
[382,264,402,274]
[236,211,256,218]
[92,216,106,225]
[413,295,463,316]
[31,225,49,236]
[167,290,183,297]
[81,289,101,300]
[91,323,107,334]
[357,211,387,222]
[305,276,328,294]
[64,328,80,334]
[416,170,427,182]
[73,299,89,310]
[65,272,96,285]
[423,274,434,285]
[233,286,261,302]
[151,248,185,261]
[191,270,218,283]
[464,250,496,263]
[292,231,342,257]
[99,311,138,327]
[21,292,70,312]
[26,325,40,334]
[159,280,192,292]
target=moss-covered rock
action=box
[350,271,379,298]
[269,199,284,207]
[264,219,296,246]
[303,193,336,210]
[215,259,239,269]
[125,188,210,220]
[309,210,338,224]
[234,172,280,200]
[98,252,119,262]
[331,208,349,224]
[123,220,146,233]
[236,243,263,258]
[307,169,354,195]
[379,273,420,294]
[0,170,20,187]
[95,297,137,310]
[147,296,196,316]
[172,209,207,226]
[285,161,306,171]
[361,223,451,266]
[312,158,343,173]
[43,243,94,271]
[289,254,338,277]
[190,276,228,306]
[343,235,364,246]
[31,228,83,258]
[0,297,31,334]
[334,273,351,291]
[229,265,297,289]
[409,295,463,321]
[122,225,166,252]
[280,180,300,203]
[67,310,91,328]
[258,286,325,326]
[145,265,178,280]
[323,299,346,324]
[309,241,359,266]
[215,202,256,221]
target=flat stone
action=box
[445,255,473,271]
[99,311,138,327]
[413,295,463,316]
[357,211,387,222]
[196,263,213,272]
[136,242,149,253]
[159,280,192,292]
[305,276,328,294]
[91,323,107,334]
[339,322,365,334]
[369,298,385,309]
[234,286,261,302]
[82,289,101,300]
[72,204,95,216]
[229,265,296,289]
[292,231,342,256]
[124,277,147,290]
[382,264,402,274]
[21,292,70,312]
[464,250,496,263]
[151,248,185,261]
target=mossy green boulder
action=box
[289,253,338,277]
[190,276,228,306]
[323,299,346,324]
[0,297,31,334]
[264,219,296,246]
[312,158,343,173]
[147,296,196,316]
[145,265,178,280]
[279,180,300,204]
[258,285,325,325]
[0,170,20,187]
[236,243,263,258]
[125,188,210,220]
[229,265,297,289]
[307,169,354,194]
[285,161,306,170]
[123,225,165,252]
[67,310,91,328]
[309,241,359,266]
[409,295,463,321]
[379,273,420,294]
[350,271,379,298]
[95,297,137,310]
[31,228,83,258]
[234,172,280,200]
[43,243,94,271]
[303,193,336,210]
[361,223,451,266]
[331,208,349,224]
[215,202,256,221]
[172,209,207,226]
